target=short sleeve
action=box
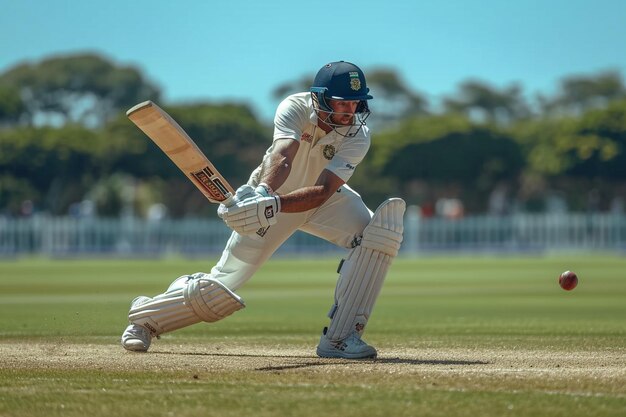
[273,96,309,142]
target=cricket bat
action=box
[126,101,234,205]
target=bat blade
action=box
[127,101,234,205]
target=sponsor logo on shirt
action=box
[300,132,313,143]
[345,163,355,170]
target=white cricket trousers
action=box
[210,185,372,291]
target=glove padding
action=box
[218,184,281,235]
[217,185,256,219]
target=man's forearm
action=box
[259,152,292,192]
[261,158,330,212]
[257,139,343,214]
[276,169,345,213]
[278,186,331,213]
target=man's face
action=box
[327,99,359,126]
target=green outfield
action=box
[0,255,625,417]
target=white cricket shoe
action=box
[121,296,153,352]
[316,327,377,359]
[121,324,152,352]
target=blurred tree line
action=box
[1,53,625,218]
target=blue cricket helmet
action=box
[310,61,373,113]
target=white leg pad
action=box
[325,198,405,341]
[128,273,245,337]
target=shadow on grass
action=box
[154,350,489,371]
[255,357,490,372]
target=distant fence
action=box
[0,216,340,257]
[403,208,626,254]
[2,209,626,257]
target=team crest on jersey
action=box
[322,144,336,160]
[300,132,313,143]
[349,71,361,91]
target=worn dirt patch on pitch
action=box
[1,340,624,392]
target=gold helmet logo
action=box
[349,71,361,91]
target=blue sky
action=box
[2,0,625,122]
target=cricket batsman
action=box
[121,61,406,359]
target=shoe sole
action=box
[316,347,377,359]
[122,340,149,352]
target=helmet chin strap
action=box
[319,111,369,138]
[312,93,370,138]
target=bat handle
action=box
[222,195,235,207]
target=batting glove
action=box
[221,194,281,235]
[217,184,256,219]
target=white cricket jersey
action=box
[248,92,371,194]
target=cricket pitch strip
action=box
[1,340,624,394]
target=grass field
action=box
[0,255,625,417]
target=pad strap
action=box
[183,278,245,322]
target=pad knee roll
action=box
[128,274,245,337]
[325,198,405,341]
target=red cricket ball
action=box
[559,270,578,291]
